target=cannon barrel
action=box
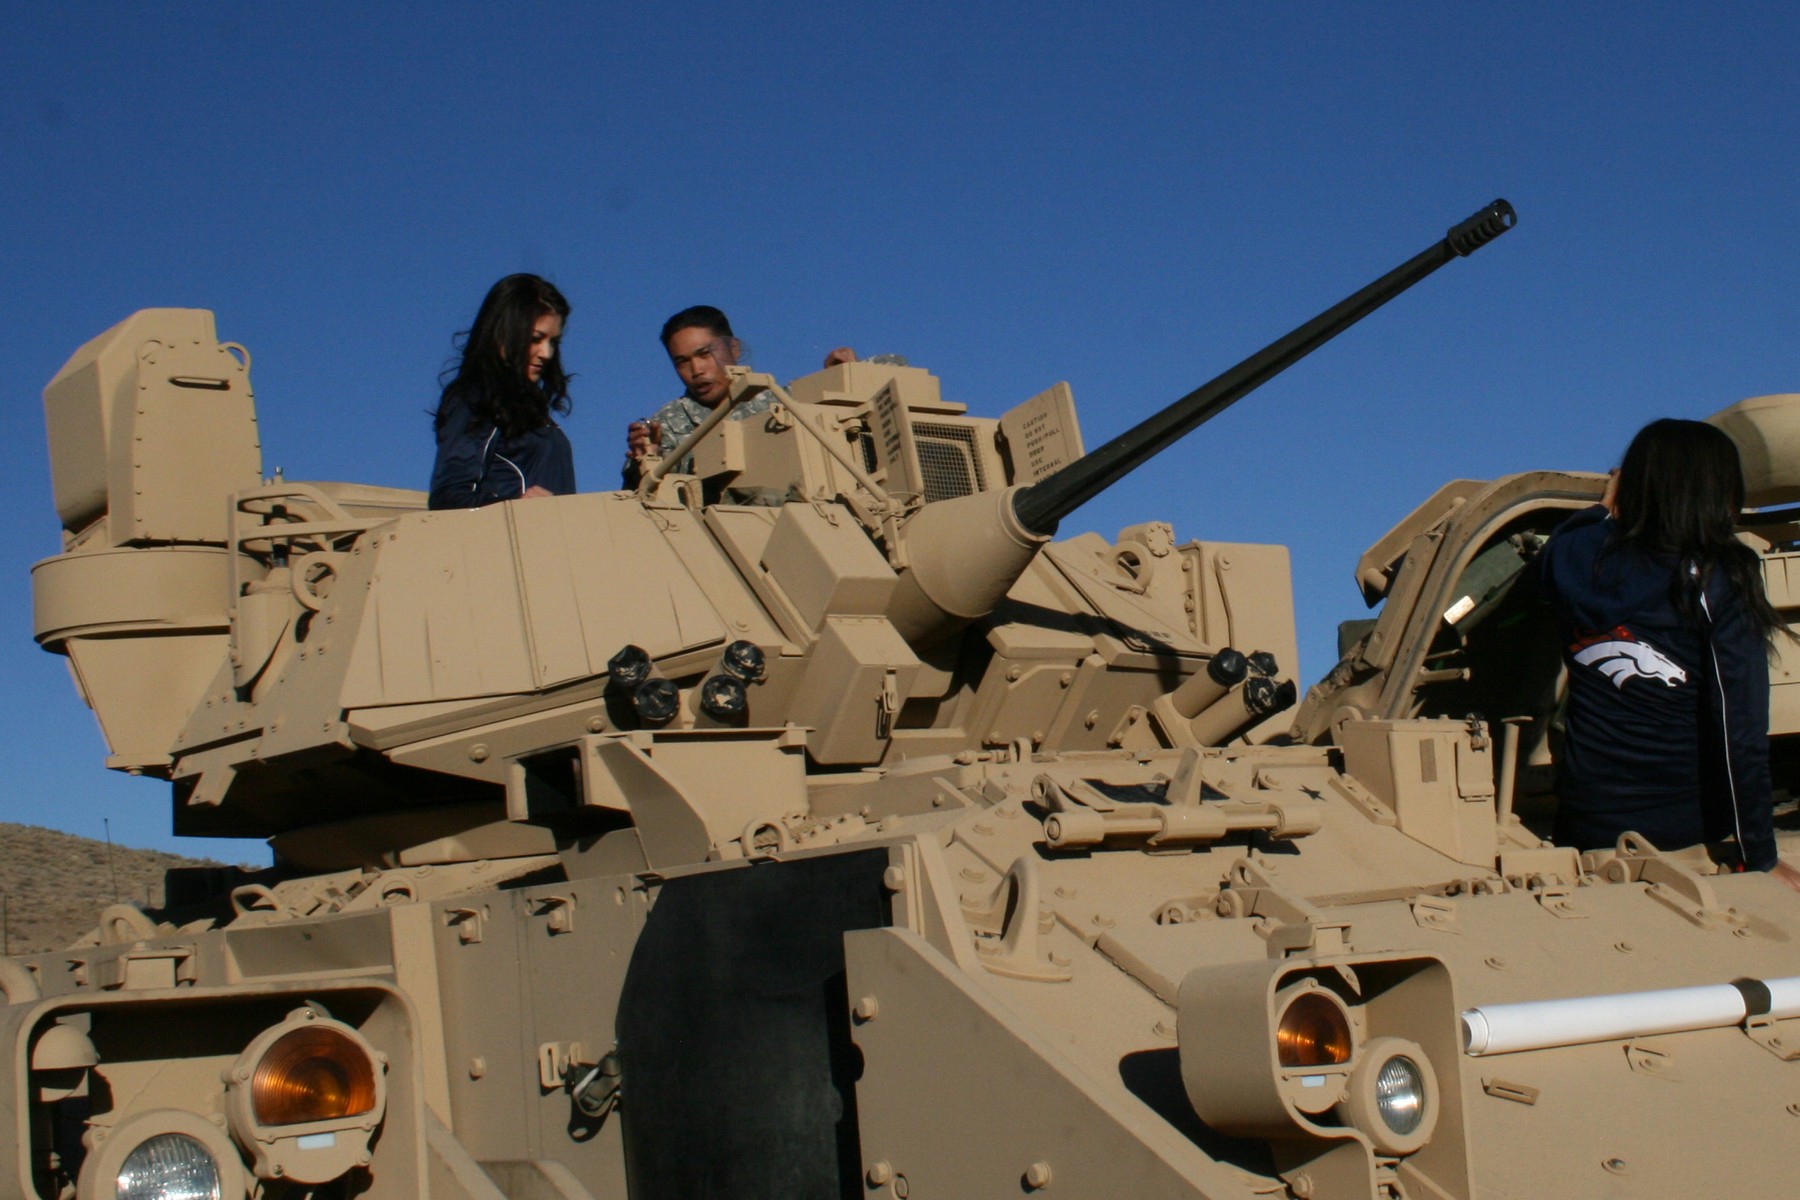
[1011,199,1516,536]
[885,200,1516,646]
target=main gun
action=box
[885,199,1517,645]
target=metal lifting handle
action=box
[1011,199,1517,536]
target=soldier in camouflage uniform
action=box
[623,306,858,488]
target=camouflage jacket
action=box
[623,388,777,484]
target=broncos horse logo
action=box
[1570,626,1688,688]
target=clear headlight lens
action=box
[1374,1054,1426,1135]
[115,1133,223,1200]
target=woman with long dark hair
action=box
[428,274,576,509]
[1538,417,1800,890]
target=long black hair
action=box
[435,274,572,438]
[1612,417,1787,643]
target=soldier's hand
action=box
[1771,860,1800,894]
[522,485,553,499]
[627,419,662,459]
[823,346,858,368]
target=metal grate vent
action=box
[913,422,985,502]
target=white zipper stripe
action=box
[494,452,527,496]
[1700,588,1749,856]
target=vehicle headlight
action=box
[250,1024,379,1126]
[1276,988,1354,1068]
[115,1133,221,1200]
[1178,966,1360,1135]
[225,1006,387,1185]
[1375,1055,1425,1133]
[76,1109,246,1200]
[1337,1036,1438,1155]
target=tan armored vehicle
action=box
[12,201,1800,1200]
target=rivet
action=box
[587,716,607,733]
[1006,666,1022,682]
[1059,673,1072,688]
[853,995,880,1022]
[469,1057,486,1079]
[1289,1172,1313,1198]
[469,744,490,763]
[867,1161,892,1186]
[1092,914,1115,928]
[1024,1161,1053,1189]
[1614,941,1634,954]
[1484,955,1508,970]
[1602,1157,1628,1175]
[882,866,906,891]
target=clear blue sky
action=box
[5,3,1798,860]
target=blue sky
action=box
[4,3,1799,859]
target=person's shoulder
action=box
[732,388,777,418]
[653,394,703,425]
[1550,504,1611,539]
[1541,504,1609,555]
[433,390,483,440]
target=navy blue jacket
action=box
[429,393,576,510]
[1536,505,1775,870]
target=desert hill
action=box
[0,822,227,955]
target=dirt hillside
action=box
[0,822,227,955]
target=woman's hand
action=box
[1769,860,1800,893]
[1600,468,1620,515]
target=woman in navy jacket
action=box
[1538,418,1800,890]
[429,274,576,509]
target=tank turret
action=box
[31,204,1513,864]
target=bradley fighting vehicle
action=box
[13,199,1800,1200]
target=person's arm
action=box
[1705,582,1782,873]
[429,400,513,509]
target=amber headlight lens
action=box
[114,1133,222,1200]
[1276,990,1353,1068]
[251,1025,378,1126]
